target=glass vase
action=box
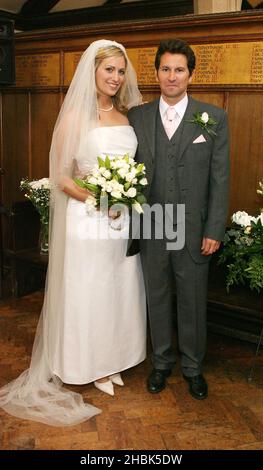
[39,221,49,255]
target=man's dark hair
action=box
[155,39,196,76]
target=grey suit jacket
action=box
[127,96,230,263]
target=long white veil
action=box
[0,40,142,426]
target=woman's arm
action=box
[59,176,91,202]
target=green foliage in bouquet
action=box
[219,181,263,293]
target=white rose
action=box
[105,182,113,193]
[256,213,263,225]
[118,168,129,178]
[201,112,209,124]
[139,178,147,186]
[39,178,50,189]
[85,195,97,213]
[111,190,122,199]
[110,161,118,169]
[115,160,129,170]
[110,181,123,193]
[110,180,118,189]
[118,184,124,194]
[125,187,137,198]
[88,176,98,185]
[232,211,254,227]
[99,168,111,179]
[30,179,47,189]
[132,202,143,214]
[125,169,137,182]
[97,176,107,186]
[125,173,133,182]
[102,170,111,179]
[92,169,100,178]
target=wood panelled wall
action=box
[0,11,263,221]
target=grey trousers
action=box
[140,238,210,376]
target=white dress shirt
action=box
[159,94,188,137]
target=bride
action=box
[0,39,146,426]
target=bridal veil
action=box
[0,39,142,426]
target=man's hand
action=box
[201,237,221,256]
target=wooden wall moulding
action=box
[14,11,263,53]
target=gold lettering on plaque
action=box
[16,53,60,87]
[127,48,157,86]
[127,42,263,86]
[251,43,263,83]
[191,42,263,84]
[64,51,83,86]
[32,42,262,89]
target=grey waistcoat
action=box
[149,110,184,223]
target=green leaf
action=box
[136,193,147,204]
[104,156,111,169]
[85,183,100,193]
[74,178,86,189]
[98,157,105,167]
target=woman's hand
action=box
[60,176,92,202]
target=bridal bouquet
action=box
[219,181,263,293]
[20,177,50,225]
[74,154,148,214]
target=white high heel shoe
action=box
[109,373,124,386]
[94,379,114,396]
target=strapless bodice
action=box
[75,126,138,176]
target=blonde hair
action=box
[95,45,128,113]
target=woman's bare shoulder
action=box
[113,109,129,125]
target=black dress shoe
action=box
[183,374,208,400]
[147,369,171,394]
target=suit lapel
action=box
[141,96,201,163]
[142,99,159,160]
[178,96,199,161]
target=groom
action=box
[128,39,229,399]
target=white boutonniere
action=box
[187,111,217,137]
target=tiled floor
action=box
[0,291,262,450]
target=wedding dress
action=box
[0,39,145,427]
[51,125,147,384]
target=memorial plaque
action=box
[64,51,83,86]
[127,42,263,86]
[18,42,262,88]
[16,53,60,87]
[127,48,157,85]
[191,42,263,85]
[250,43,263,84]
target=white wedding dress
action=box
[51,126,147,384]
